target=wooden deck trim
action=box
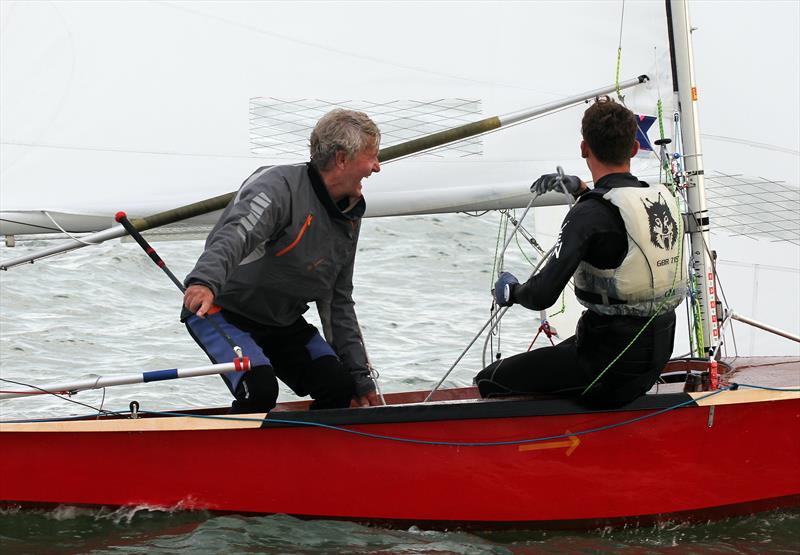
[690,388,800,406]
[0,413,267,433]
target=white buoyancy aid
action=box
[574,183,686,317]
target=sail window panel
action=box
[716,203,767,216]
[707,196,752,210]
[750,223,784,235]
[708,205,739,218]
[706,176,740,189]
[704,172,799,244]
[748,201,784,214]
[726,183,770,196]
[772,188,800,204]
[772,221,800,235]
[710,212,799,245]
[769,230,800,243]
[249,98,482,159]
[767,213,800,228]
[725,213,762,226]
[717,220,799,245]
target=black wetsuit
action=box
[475,173,676,407]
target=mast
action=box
[667,0,719,356]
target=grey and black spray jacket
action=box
[183,162,370,376]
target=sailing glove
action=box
[531,173,582,196]
[351,368,377,397]
[494,271,519,307]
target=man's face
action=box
[338,140,381,199]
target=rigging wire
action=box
[483,194,548,369]
[669,111,743,359]
[0,377,123,418]
[671,112,706,356]
[481,244,557,370]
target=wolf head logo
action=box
[642,193,678,250]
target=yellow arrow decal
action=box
[518,431,580,456]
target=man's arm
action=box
[318,220,377,406]
[184,169,290,315]
[510,203,595,310]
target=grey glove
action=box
[531,173,582,196]
[351,368,376,397]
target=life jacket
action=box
[574,182,686,317]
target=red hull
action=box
[2,379,799,528]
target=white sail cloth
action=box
[1,1,675,234]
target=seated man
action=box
[182,109,381,413]
[475,97,685,407]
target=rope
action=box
[654,47,667,147]
[614,0,627,100]
[490,212,505,288]
[481,244,556,369]
[512,212,538,267]
[547,291,567,319]
[145,388,730,447]
[22,382,784,447]
[527,321,557,351]
[669,113,713,357]
[42,211,102,245]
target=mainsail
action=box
[1,1,677,235]
[0,1,797,359]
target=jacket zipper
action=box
[275,213,313,257]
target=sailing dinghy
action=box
[1,0,798,527]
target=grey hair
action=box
[309,109,381,171]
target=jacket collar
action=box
[307,163,366,221]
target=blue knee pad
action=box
[186,313,271,394]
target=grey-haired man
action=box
[183,109,381,412]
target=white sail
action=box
[0,0,796,358]
[1,1,675,235]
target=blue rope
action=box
[140,387,742,448]
[4,384,797,446]
[736,383,800,392]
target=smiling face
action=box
[330,140,381,201]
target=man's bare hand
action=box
[183,284,215,318]
[351,390,380,408]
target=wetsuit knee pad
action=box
[230,365,278,414]
[307,356,355,410]
[474,360,509,398]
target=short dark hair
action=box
[581,97,638,165]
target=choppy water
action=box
[1,213,798,553]
[1,505,799,555]
[0,213,571,419]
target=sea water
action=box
[1,213,798,554]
